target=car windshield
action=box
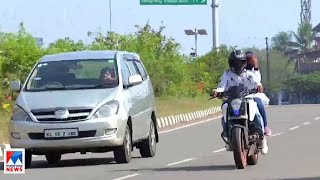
[25,59,119,91]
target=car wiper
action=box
[90,83,115,89]
[28,86,67,91]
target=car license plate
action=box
[44,129,79,138]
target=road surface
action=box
[1,105,320,180]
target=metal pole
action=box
[109,0,112,34]
[195,28,198,57]
[211,0,219,50]
[298,51,302,104]
[265,37,270,83]
[298,58,301,74]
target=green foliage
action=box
[268,21,318,99]
[271,22,314,56]
[194,47,230,93]
[46,37,87,54]
[271,31,292,52]
[284,71,320,94]
[0,22,230,99]
[243,47,295,92]
[0,23,44,82]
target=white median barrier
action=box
[156,106,222,129]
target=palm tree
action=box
[271,31,293,53]
[286,22,313,55]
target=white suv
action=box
[9,50,159,168]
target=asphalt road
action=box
[1,104,320,180]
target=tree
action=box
[0,21,231,98]
[271,31,292,53]
[287,22,314,54]
[284,71,320,93]
[0,23,44,82]
[46,37,87,54]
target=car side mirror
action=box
[128,75,143,86]
[10,80,21,92]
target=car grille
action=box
[31,108,93,122]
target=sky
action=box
[0,0,319,56]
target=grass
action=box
[0,112,10,144]
[0,95,222,144]
[155,95,222,117]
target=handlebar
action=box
[208,88,258,101]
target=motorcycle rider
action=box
[212,49,268,154]
[245,51,272,136]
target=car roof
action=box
[39,50,140,62]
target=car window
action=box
[120,57,130,86]
[126,60,139,76]
[135,60,148,81]
[25,59,118,91]
[73,61,116,79]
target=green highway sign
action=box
[140,0,207,5]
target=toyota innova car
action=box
[9,50,159,168]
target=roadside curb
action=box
[156,106,222,129]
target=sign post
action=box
[140,0,207,5]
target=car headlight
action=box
[230,99,242,116]
[12,105,30,121]
[92,100,119,119]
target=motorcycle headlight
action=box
[231,99,242,116]
[92,100,119,119]
[12,105,30,121]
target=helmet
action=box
[228,50,247,75]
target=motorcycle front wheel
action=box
[232,127,247,169]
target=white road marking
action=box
[212,148,225,153]
[159,116,222,134]
[303,122,311,125]
[314,117,320,120]
[270,132,284,137]
[289,126,300,131]
[113,174,140,180]
[167,158,195,166]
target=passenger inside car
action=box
[99,67,117,84]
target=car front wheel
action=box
[113,124,132,163]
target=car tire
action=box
[45,153,61,164]
[25,150,32,169]
[113,124,132,164]
[139,120,156,158]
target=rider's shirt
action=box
[247,68,261,83]
[216,69,262,92]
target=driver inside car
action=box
[211,49,268,155]
[99,67,117,84]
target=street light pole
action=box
[195,28,198,57]
[108,0,112,35]
[184,28,207,57]
[211,0,219,51]
[297,50,302,104]
[265,37,270,83]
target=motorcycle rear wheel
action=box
[247,152,259,165]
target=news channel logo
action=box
[4,148,25,174]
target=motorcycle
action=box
[210,85,265,169]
